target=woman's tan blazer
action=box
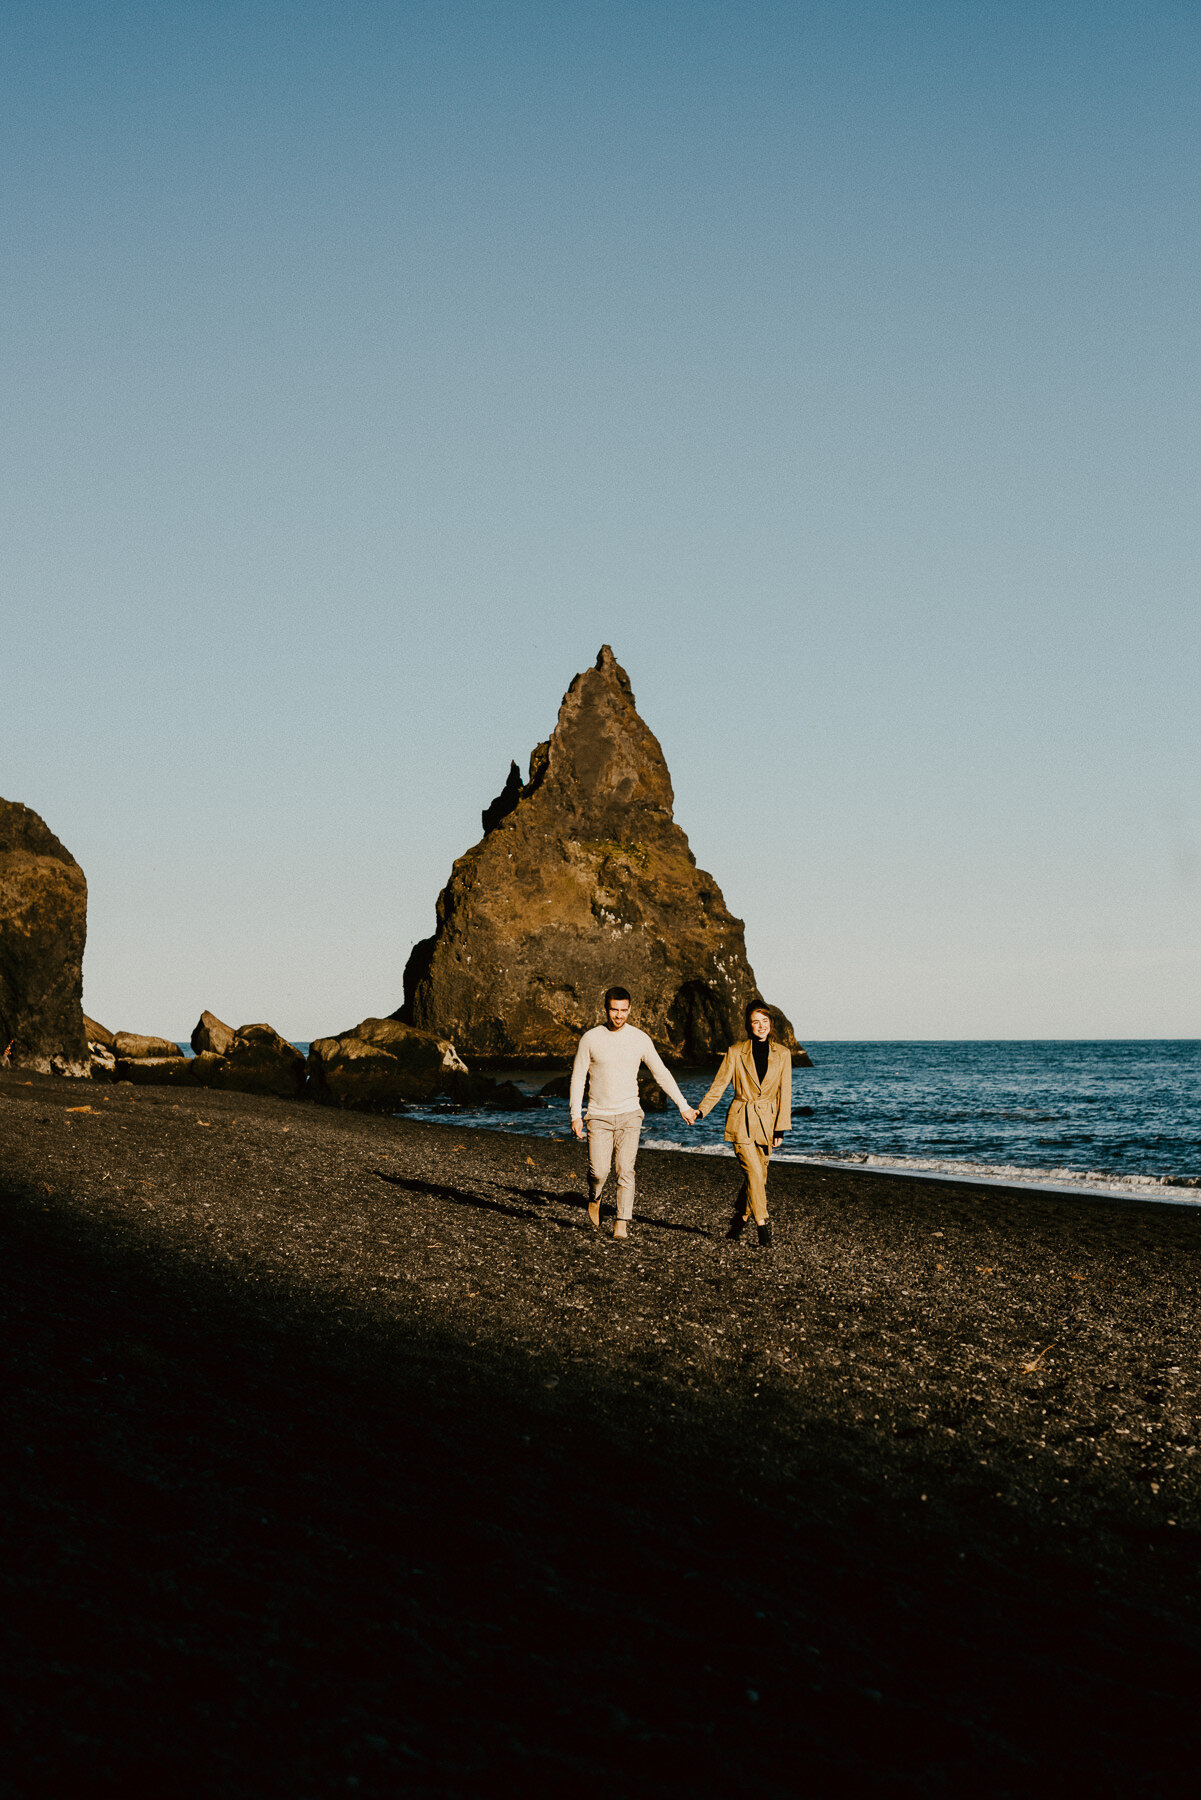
[697,1039,792,1145]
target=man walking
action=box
[570,987,698,1240]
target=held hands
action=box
[681,1106,700,1126]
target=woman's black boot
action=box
[726,1209,748,1241]
[756,1221,773,1248]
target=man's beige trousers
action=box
[733,1138,772,1225]
[586,1110,643,1221]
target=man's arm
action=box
[569,1034,591,1140]
[640,1038,698,1124]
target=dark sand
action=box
[3,1068,1201,1797]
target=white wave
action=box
[642,1140,1201,1204]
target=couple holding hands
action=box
[569,987,792,1246]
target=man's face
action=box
[606,998,631,1030]
[749,1010,771,1041]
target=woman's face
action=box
[749,1010,771,1041]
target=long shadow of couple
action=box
[374,1169,709,1235]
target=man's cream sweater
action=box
[570,1024,689,1120]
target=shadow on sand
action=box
[374,1169,713,1238]
[4,1180,1201,1798]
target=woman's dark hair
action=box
[744,999,774,1036]
[604,986,632,1007]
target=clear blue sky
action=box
[3,0,1197,1041]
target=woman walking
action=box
[696,1001,792,1247]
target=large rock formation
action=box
[0,799,89,1074]
[399,647,800,1063]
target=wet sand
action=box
[3,1067,1201,1796]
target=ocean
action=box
[398,1040,1201,1204]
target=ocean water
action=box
[400,1041,1201,1202]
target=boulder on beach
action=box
[398,646,805,1064]
[191,1010,237,1057]
[110,1028,195,1087]
[0,798,89,1075]
[191,1023,305,1099]
[113,1031,185,1060]
[307,1017,467,1109]
[115,1056,199,1087]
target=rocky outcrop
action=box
[307,1018,468,1110]
[0,799,89,1075]
[399,647,801,1063]
[191,1011,237,1057]
[192,1023,305,1099]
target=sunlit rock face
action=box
[0,798,89,1075]
[399,647,799,1063]
[307,1017,468,1109]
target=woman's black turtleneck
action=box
[751,1036,770,1083]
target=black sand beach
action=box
[3,1068,1201,1797]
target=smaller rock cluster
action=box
[79,1009,539,1112]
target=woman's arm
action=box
[774,1046,792,1138]
[696,1048,736,1119]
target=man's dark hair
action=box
[604,987,632,1008]
[744,998,774,1036]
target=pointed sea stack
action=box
[399,647,800,1063]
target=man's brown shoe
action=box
[613,1219,629,1240]
[588,1200,601,1228]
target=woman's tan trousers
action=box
[733,1138,772,1225]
